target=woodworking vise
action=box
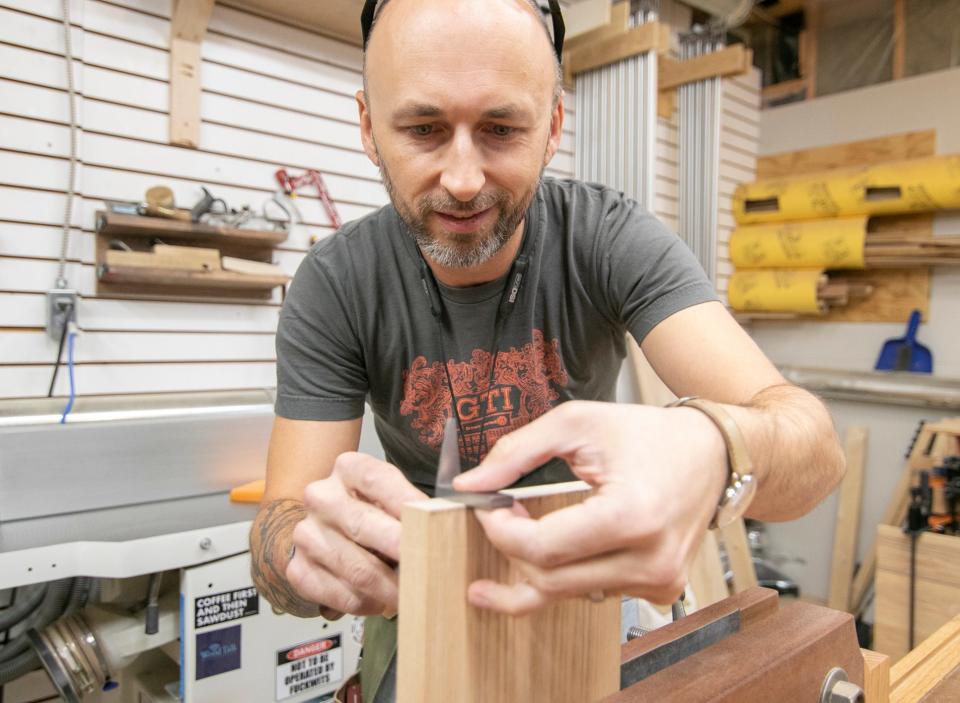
[612,587,865,703]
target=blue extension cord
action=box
[59,330,77,424]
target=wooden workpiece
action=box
[397,481,620,703]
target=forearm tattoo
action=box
[250,499,321,618]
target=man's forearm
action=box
[726,383,845,521]
[250,499,323,618]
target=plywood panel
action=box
[756,130,937,180]
[398,482,620,703]
[874,525,960,662]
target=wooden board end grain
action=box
[398,481,620,703]
[862,649,891,703]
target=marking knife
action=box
[435,416,514,509]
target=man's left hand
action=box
[452,400,728,615]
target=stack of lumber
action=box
[818,276,874,308]
[865,233,960,267]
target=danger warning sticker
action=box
[275,634,342,701]
[194,587,259,629]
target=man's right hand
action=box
[286,452,427,616]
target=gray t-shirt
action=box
[276,177,716,493]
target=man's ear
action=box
[542,91,565,167]
[356,89,381,167]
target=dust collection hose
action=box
[0,578,91,682]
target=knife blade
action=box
[435,416,513,509]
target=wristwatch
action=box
[668,396,757,529]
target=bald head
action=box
[362,0,562,108]
[354,0,566,276]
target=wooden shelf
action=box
[95,210,288,302]
[97,264,290,300]
[98,264,288,290]
[96,211,288,248]
[219,0,363,45]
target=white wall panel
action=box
[1,330,276,364]
[0,361,277,398]
[0,293,280,332]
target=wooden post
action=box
[719,519,759,593]
[892,0,906,80]
[802,0,819,98]
[398,482,620,703]
[828,426,868,612]
[687,529,730,607]
[169,0,215,148]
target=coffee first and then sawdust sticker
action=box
[194,587,259,629]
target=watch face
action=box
[716,474,757,529]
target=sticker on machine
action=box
[275,634,343,701]
[194,586,259,629]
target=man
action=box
[251,0,845,699]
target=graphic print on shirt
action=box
[400,330,569,463]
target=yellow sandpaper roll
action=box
[727,269,825,314]
[729,216,867,269]
[733,154,960,224]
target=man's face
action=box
[359,0,564,269]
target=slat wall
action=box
[0,0,577,400]
[718,69,761,295]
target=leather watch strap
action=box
[676,398,753,480]
[668,396,756,529]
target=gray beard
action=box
[379,161,540,269]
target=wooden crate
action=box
[874,524,960,662]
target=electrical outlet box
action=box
[46,289,79,340]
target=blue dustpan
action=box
[875,310,933,373]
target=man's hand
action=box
[452,401,727,615]
[286,452,427,616]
